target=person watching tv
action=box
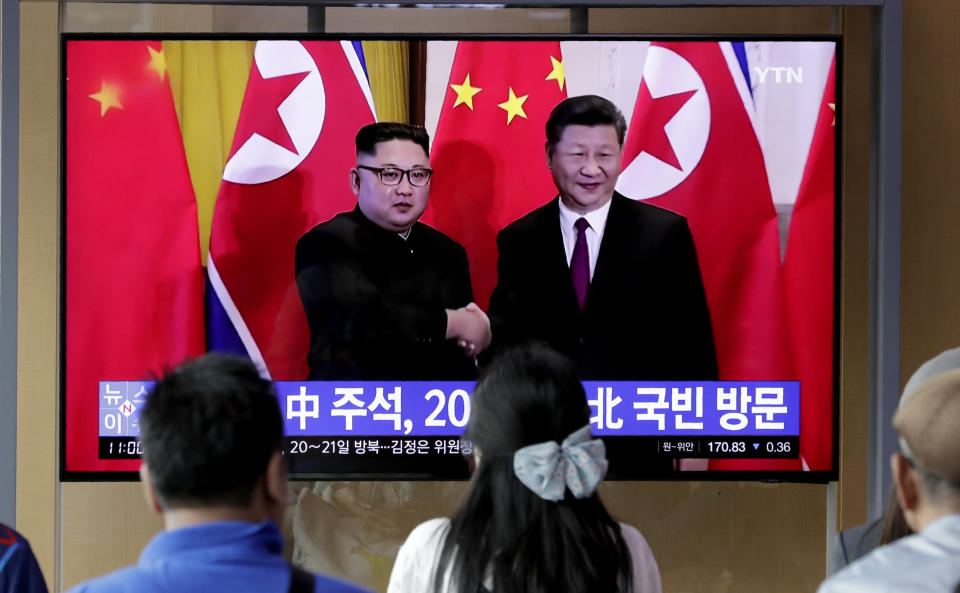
[67,354,372,593]
[817,367,960,593]
[387,344,662,593]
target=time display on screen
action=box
[99,437,142,459]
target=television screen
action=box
[63,36,838,480]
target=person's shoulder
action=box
[298,211,355,243]
[64,565,143,593]
[835,517,883,567]
[819,531,948,593]
[0,523,31,547]
[612,193,687,226]
[413,224,467,256]
[817,560,892,593]
[617,522,662,593]
[404,517,451,547]
[617,522,655,556]
[498,198,557,237]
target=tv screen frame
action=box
[59,32,842,483]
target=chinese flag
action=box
[65,40,205,472]
[784,56,836,471]
[206,41,375,380]
[423,41,567,308]
[617,41,798,470]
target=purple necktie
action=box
[571,217,590,310]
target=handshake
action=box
[445,303,492,357]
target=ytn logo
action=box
[753,66,804,84]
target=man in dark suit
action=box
[489,95,716,380]
[488,96,716,475]
[296,122,490,380]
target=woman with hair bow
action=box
[387,344,662,593]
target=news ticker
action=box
[98,380,800,459]
[99,435,800,460]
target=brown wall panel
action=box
[901,0,960,385]
[60,483,164,589]
[600,481,826,593]
[17,1,60,588]
[836,5,871,532]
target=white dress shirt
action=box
[387,517,662,593]
[557,197,612,282]
[817,513,960,593]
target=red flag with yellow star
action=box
[783,55,836,471]
[422,41,567,308]
[65,40,205,472]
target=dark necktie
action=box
[571,217,590,310]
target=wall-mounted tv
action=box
[62,35,839,481]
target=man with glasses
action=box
[295,122,489,380]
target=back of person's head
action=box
[892,368,960,521]
[545,95,627,149]
[437,344,633,593]
[139,353,283,509]
[902,346,960,401]
[355,121,430,158]
[879,347,960,544]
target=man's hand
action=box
[445,303,492,357]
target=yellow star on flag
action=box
[89,81,123,117]
[450,73,482,110]
[497,87,528,125]
[545,56,565,91]
[147,46,167,81]
[828,102,836,126]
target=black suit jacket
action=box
[295,207,477,380]
[489,193,717,381]
[489,194,717,477]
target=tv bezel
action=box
[59,32,842,483]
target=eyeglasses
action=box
[356,165,433,187]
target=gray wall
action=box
[0,0,20,527]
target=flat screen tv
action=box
[62,34,839,481]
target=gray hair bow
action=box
[512,425,608,502]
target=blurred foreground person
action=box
[830,346,960,574]
[67,354,371,593]
[818,368,960,593]
[0,522,48,593]
[387,344,661,593]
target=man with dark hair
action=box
[818,368,960,593]
[66,354,371,593]
[489,95,716,382]
[487,95,716,476]
[296,122,490,380]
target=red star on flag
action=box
[238,64,310,154]
[629,82,697,171]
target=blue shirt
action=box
[66,521,371,593]
[0,523,49,593]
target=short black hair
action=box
[139,354,283,509]
[355,122,430,157]
[545,95,627,149]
